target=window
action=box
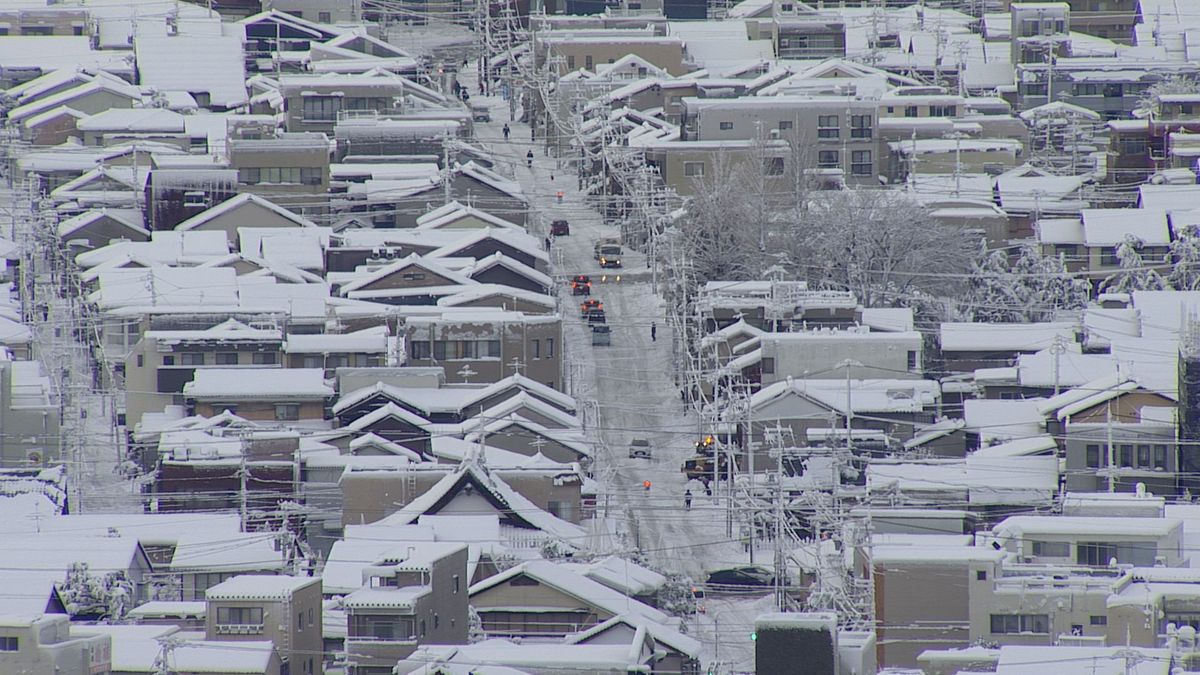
[136,354,144,368]
[1155,444,1168,469]
[818,150,839,168]
[434,614,440,629]
[453,575,460,594]
[976,570,987,581]
[1086,444,1101,468]
[252,352,277,365]
[301,96,340,122]
[411,342,431,360]
[567,55,575,70]
[216,606,264,628]
[719,121,734,131]
[850,114,872,139]
[275,404,300,421]
[319,11,332,22]
[0,637,16,651]
[851,150,872,176]
[1032,541,1071,557]
[1138,445,1151,468]
[818,115,839,139]
[779,120,794,131]
[301,167,323,185]
[929,105,957,117]
[1091,615,1108,626]
[1076,83,1101,96]
[1077,542,1118,566]
[1119,444,1133,467]
[215,352,238,366]
[584,55,593,70]
[990,614,1049,634]
[531,339,541,359]
[297,612,304,631]
[904,105,918,117]
[761,357,775,375]
[309,608,314,626]
[763,157,785,176]
[683,161,705,177]
[177,352,203,366]
[907,351,918,371]
[1102,247,1120,266]
[546,338,554,358]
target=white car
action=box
[628,439,652,459]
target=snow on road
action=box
[465,73,750,581]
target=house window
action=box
[546,338,554,358]
[719,121,734,131]
[976,570,987,581]
[1032,541,1071,557]
[1119,444,1133,467]
[567,55,575,70]
[907,351,918,371]
[683,161,705,177]
[584,55,593,70]
[411,342,431,360]
[301,96,341,122]
[531,339,541,359]
[929,105,957,117]
[763,157,785,176]
[0,637,17,651]
[818,115,839,139]
[215,352,238,366]
[761,357,775,375]
[1077,542,1118,566]
[1155,444,1168,469]
[1137,445,1151,468]
[990,614,1049,634]
[275,404,301,421]
[453,575,460,594]
[136,354,144,368]
[779,120,794,131]
[1091,615,1108,626]
[904,105,919,117]
[1076,83,1101,96]
[252,352,277,365]
[179,353,205,366]
[1101,247,1120,266]
[319,11,332,22]
[434,614,440,629]
[818,150,839,168]
[297,612,304,631]
[216,606,264,629]
[851,150,872,176]
[850,114,872,139]
[1086,444,1101,468]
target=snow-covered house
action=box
[204,575,322,674]
[175,193,319,245]
[182,367,334,424]
[939,321,1078,372]
[169,532,291,601]
[56,208,148,250]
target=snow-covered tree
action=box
[964,243,1089,322]
[59,562,134,620]
[1138,75,1200,117]
[1101,234,1168,294]
[789,190,977,307]
[1170,225,1200,291]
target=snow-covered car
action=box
[628,438,651,459]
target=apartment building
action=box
[228,132,331,214]
[402,309,563,391]
[205,575,323,675]
[342,543,469,675]
[0,355,59,468]
[0,615,111,675]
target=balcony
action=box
[214,624,264,635]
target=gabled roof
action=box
[750,378,940,415]
[437,285,557,311]
[345,402,432,432]
[470,560,671,625]
[176,193,317,232]
[57,208,147,240]
[339,253,477,294]
[566,614,701,659]
[455,161,525,200]
[238,9,346,40]
[417,205,523,231]
[349,432,423,461]
[379,462,585,542]
[466,252,553,289]
[463,414,591,459]
[324,32,411,59]
[461,392,583,433]
[425,228,547,262]
[9,79,142,124]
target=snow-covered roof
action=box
[146,318,282,344]
[57,208,147,240]
[285,326,388,354]
[177,193,317,232]
[1080,208,1170,246]
[134,32,248,108]
[343,585,430,610]
[1016,346,1118,388]
[940,322,1077,352]
[206,574,319,600]
[470,560,671,625]
[750,378,940,415]
[184,368,332,400]
[995,515,1181,538]
[963,398,1045,445]
[560,556,666,597]
[169,532,285,572]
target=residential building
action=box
[342,543,469,674]
[993,515,1186,567]
[228,132,331,214]
[182,367,333,424]
[0,355,60,467]
[402,309,563,390]
[205,575,323,675]
[0,614,112,675]
[540,33,689,77]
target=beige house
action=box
[183,368,334,424]
[402,309,563,391]
[0,615,111,675]
[205,575,323,675]
[175,193,319,245]
[540,34,689,77]
[228,133,330,215]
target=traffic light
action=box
[750,631,758,641]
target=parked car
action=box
[471,104,490,122]
[591,324,611,346]
[580,299,602,317]
[705,566,775,588]
[571,275,591,296]
[551,220,570,236]
[585,308,606,324]
[628,438,651,459]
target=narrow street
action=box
[466,74,746,583]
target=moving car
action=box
[628,438,652,459]
[591,324,611,346]
[471,104,491,122]
[580,299,602,317]
[585,308,606,324]
[551,219,570,236]
[571,275,591,296]
[594,241,622,268]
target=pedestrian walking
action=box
[502,124,510,140]
[650,321,657,341]
[643,480,652,493]
[684,489,692,511]
[544,236,551,251]
[526,150,533,169]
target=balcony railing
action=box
[214,624,264,635]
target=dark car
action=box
[551,219,570,236]
[571,274,591,296]
[585,308,606,324]
[705,566,776,588]
[580,299,602,317]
